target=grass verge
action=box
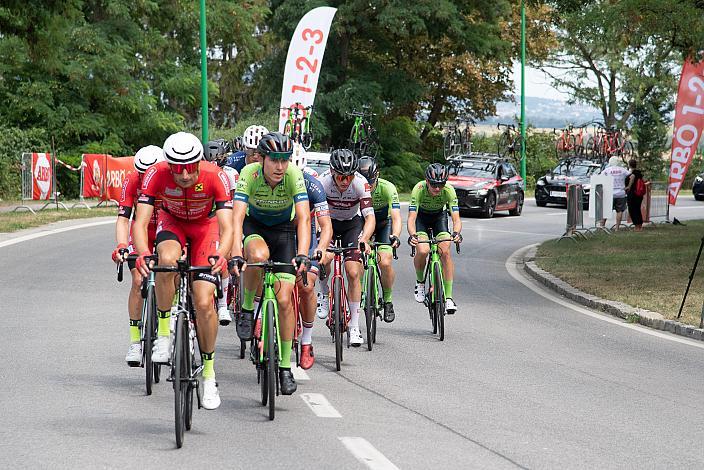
[0,207,115,233]
[535,221,704,327]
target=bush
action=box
[55,154,82,199]
[0,126,50,200]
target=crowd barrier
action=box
[560,184,590,242]
[13,153,68,214]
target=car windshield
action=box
[450,162,496,178]
[553,162,599,177]
[307,160,329,175]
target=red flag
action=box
[669,59,704,205]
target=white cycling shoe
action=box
[446,298,457,315]
[201,379,221,410]
[316,292,329,320]
[349,327,364,347]
[125,342,142,367]
[217,305,232,326]
[151,336,171,363]
[414,282,425,303]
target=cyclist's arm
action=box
[116,173,136,247]
[133,203,154,254]
[407,210,418,237]
[360,212,375,244]
[407,181,422,237]
[359,183,375,244]
[294,201,311,256]
[447,185,462,237]
[317,213,332,256]
[388,182,402,238]
[216,208,233,260]
[450,210,462,236]
[115,216,130,247]
[231,200,247,258]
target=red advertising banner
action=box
[104,156,134,201]
[32,153,53,200]
[81,154,108,198]
[669,59,704,205]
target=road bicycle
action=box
[281,103,314,150]
[443,119,472,157]
[324,240,363,371]
[497,123,524,166]
[226,273,248,359]
[149,254,222,448]
[246,260,308,421]
[347,106,379,158]
[410,229,460,341]
[117,252,161,396]
[554,124,578,158]
[360,242,397,351]
[585,123,634,163]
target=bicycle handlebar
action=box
[409,238,461,257]
[368,241,398,260]
[245,260,310,286]
[149,258,223,299]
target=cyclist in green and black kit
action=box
[358,156,401,322]
[407,163,463,314]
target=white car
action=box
[305,151,330,176]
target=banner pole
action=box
[51,136,58,210]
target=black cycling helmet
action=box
[257,132,293,160]
[205,139,231,165]
[358,156,379,184]
[232,136,244,152]
[425,163,449,185]
[329,148,358,176]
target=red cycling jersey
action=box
[118,170,160,251]
[138,161,233,221]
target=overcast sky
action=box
[512,62,571,101]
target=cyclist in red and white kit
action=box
[133,132,233,410]
[111,145,164,366]
[318,149,375,347]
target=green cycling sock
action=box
[382,288,393,302]
[243,288,256,310]
[443,279,453,299]
[202,351,215,379]
[415,269,424,283]
[280,340,293,369]
[129,319,140,343]
[157,309,171,337]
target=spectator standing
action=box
[625,159,645,232]
[599,156,630,231]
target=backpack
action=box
[633,178,646,197]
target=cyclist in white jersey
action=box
[318,149,375,347]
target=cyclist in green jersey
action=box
[407,163,463,314]
[358,156,401,322]
[230,132,311,395]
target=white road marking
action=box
[0,219,113,249]
[339,437,400,470]
[291,364,310,381]
[466,227,549,237]
[300,393,341,418]
[505,244,704,350]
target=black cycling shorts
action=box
[373,218,391,244]
[243,216,296,276]
[331,215,363,262]
[415,210,449,239]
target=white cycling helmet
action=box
[291,142,307,170]
[243,125,269,150]
[163,132,203,164]
[133,145,164,173]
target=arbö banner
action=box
[81,154,134,201]
[278,7,337,133]
[669,59,704,205]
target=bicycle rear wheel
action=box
[173,312,186,448]
[143,284,155,396]
[333,278,343,371]
[266,301,276,421]
[433,263,445,341]
[184,320,195,431]
[497,132,509,158]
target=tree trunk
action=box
[420,92,446,141]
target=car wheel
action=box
[536,198,547,207]
[695,194,704,201]
[509,192,524,216]
[482,192,496,218]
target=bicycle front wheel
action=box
[363,270,374,351]
[173,313,186,448]
[266,301,276,421]
[143,284,155,396]
[333,278,343,371]
[497,132,509,158]
[433,262,445,341]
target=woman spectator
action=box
[625,159,645,232]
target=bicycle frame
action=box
[328,246,350,329]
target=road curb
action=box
[521,245,704,342]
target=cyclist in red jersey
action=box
[112,146,163,366]
[133,132,234,410]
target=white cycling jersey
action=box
[222,166,239,194]
[319,170,374,221]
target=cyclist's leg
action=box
[434,215,456,313]
[240,217,269,339]
[337,216,364,344]
[298,236,319,368]
[375,221,396,321]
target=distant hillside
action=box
[479,96,603,129]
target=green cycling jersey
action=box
[234,162,308,226]
[371,178,401,222]
[408,181,459,215]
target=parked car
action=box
[447,154,524,218]
[535,159,602,208]
[305,151,330,176]
[693,172,704,200]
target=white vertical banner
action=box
[278,6,337,133]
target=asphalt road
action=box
[3,196,704,469]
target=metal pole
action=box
[199,0,208,143]
[679,236,704,320]
[520,0,527,188]
[52,136,58,210]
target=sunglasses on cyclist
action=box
[428,182,445,190]
[334,174,355,183]
[169,162,200,174]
